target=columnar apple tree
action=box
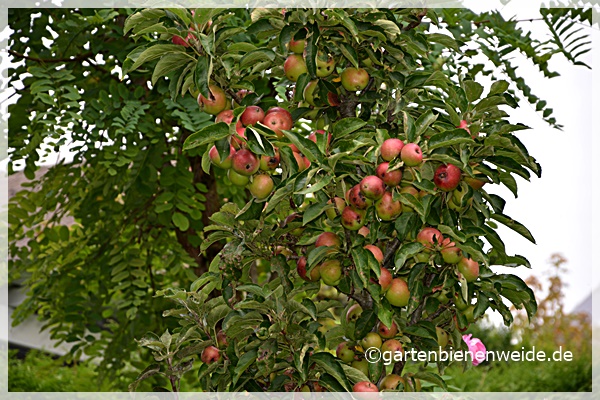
[124,8,542,392]
[8,5,591,393]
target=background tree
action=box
[6,6,592,391]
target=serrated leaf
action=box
[490,213,536,244]
[310,352,351,391]
[464,80,484,102]
[333,118,367,137]
[427,129,474,150]
[394,242,424,270]
[233,349,257,385]
[183,122,230,151]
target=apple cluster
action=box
[283,36,370,107]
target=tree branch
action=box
[383,238,400,269]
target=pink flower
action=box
[462,334,486,366]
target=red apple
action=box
[377,321,398,339]
[400,143,423,167]
[240,105,265,126]
[284,54,307,82]
[263,108,293,138]
[380,338,403,354]
[316,53,336,78]
[364,245,384,264]
[348,184,373,210]
[379,267,392,292]
[434,164,462,191]
[385,278,410,307]
[197,85,228,115]
[248,174,274,199]
[288,38,305,54]
[209,145,235,169]
[201,345,221,364]
[353,381,378,392]
[376,162,402,187]
[315,232,341,248]
[380,138,404,161]
[375,191,402,221]
[215,109,234,124]
[231,149,259,176]
[259,148,280,171]
[416,227,443,250]
[360,175,385,200]
[457,257,479,282]
[341,206,366,230]
[341,67,369,91]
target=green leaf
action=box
[172,213,189,231]
[489,80,509,96]
[240,49,275,69]
[302,200,329,226]
[127,44,186,74]
[310,352,351,391]
[341,363,370,384]
[490,213,536,244]
[413,371,448,391]
[233,349,257,385]
[394,242,424,270]
[427,32,459,51]
[355,308,378,339]
[152,52,192,85]
[183,123,230,151]
[414,109,437,137]
[333,118,367,138]
[474,95,507,112]
[281,129,323,164]
[195,57,212,99]
[427,129,474,150]
[339,43,359,68]
[464,80,484,102]
[351,248,371,288]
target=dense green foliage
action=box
[7,6,592,392]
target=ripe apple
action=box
[248,174,274,199]
[380,138,404,161]
[341,67,369,91]
[231,149,260,176]
[440,239,462,264]
[351,359,370,376]
[216,330,228,348]
[215,109,234,124]
[325,196,346,220]
[458,119,471,136]
[457,257,479,282]
[197,85,228,115]
[376,162,402,187]
[358,226,370,237]
[400,143,423,167]
[209,145,235,169]
[297,257,321,282]
[288,38,305,54]
[360,332,383,350]
[284,54,307,82]
[416,227,443,250]
[379,267,392,292]
[308,129,331,146]
[316,53,336,77]
[292,151,310,172]
[364,245,383,264]
[348,184,373,210]
[336,341,356,363]
[380,339,403,354]
[434,164,462,191]
[385,278,410,307]
[228,169,250,186]
[436,327,449,348]
[259,148,280,171]
[360,175,385,200]
[353,381,378,392]
[263,108,293,138]
[240,105,265,126]
[464,176,486,190]
[172,33,192,47]
[377,321,398,339]
[201,345,221,364]
[375,191,402,221]
[320,259,342,286]
[341,206,366,230]
[346,304,363,323]
[379,374,403,390]
[315,232,341,248]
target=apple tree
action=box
[6,6,592,391]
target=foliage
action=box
[6,6,592,393]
